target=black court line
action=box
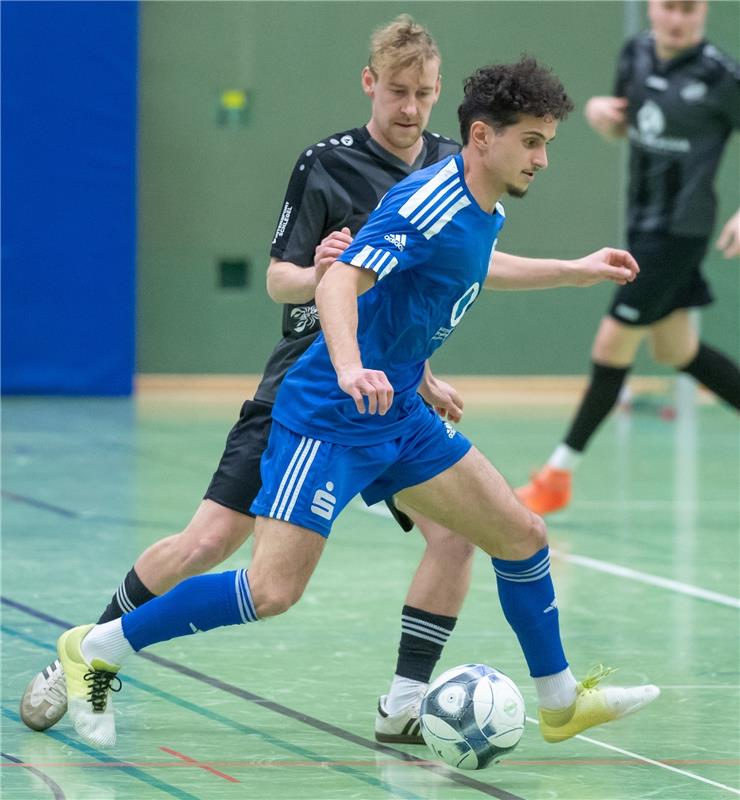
[1,491,79,518]
[2,596,526,800]
[2,751,66,800]
[1,490,174,531]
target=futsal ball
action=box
[419,664,525,770]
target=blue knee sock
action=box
[121,569,257,651]
[492,546,567,678]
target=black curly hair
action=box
[457,57,574,144]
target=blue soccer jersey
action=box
[272,153,505,445]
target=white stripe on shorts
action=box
[270,435,322,521]
[283,438,321,521]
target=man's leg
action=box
[399,446,659,743]
[57,517,324,746]
[20,501,254,732]
[375,508,474,744]
[517,316,646,514]
[20,399,270,732]
[649,309,740,410]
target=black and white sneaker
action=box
[20,660,68,731]
[374,695,424,744]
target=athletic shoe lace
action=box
[579,664,618,691]
[84,668,122,712]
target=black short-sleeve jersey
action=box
[255,127,459,404]
[614,33,739,236]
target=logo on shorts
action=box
[614,303,640,322]
[443,422,457,439]
[311,482,336,520]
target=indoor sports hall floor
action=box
[2,379,738,800]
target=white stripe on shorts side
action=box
[283,438,321,521]
[269,436,311,518]
[275,437,315,519]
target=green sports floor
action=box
[2,388,738,800]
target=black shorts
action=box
[609,231,713,326]
[203,399,273,516]
[203,397,415,530]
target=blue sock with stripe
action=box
[492,546,568,677]
[121,569,257,651]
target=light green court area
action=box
[2,393,738,799]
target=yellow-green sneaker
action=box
[57,624,121,748]
[538,666,659,743]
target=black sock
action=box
[395,605,457,683]
[97,567,157,624]
[564,362,631,452]
[679,343,740,411]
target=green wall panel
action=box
[138,1,739,375]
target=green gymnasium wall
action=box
[137,1,739,376]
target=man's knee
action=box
[250,581,305,619]
[650,340,695,367]
[505,511,548,559]
[418,520,476,563]
[528,512,548,551]
[178,514,254,574]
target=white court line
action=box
[525,716,740,796]
[551,550,740,610]
[658,685,740,690]
[356,502,740,610]
[573,500,738,511]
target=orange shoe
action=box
[516,466,572,514]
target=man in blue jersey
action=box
[55,57,658,750]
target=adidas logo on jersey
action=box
[384,233,406,251]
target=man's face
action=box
[649,0,707,56]
[363,59,441,154]
[481,114,558,199]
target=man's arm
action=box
[716,208,740,258]
[485,248,639,291]
[418,362,464,422]
[266,227,353,304]
[584,95,628,141]
[315,262,394,415]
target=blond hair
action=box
[368,15,440,77]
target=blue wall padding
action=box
[1,2,138,395]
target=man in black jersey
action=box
[518,0,740,515]
[21,15,640,742]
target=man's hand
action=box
[337,365,394,415]
[716,210,740,258]
[314,227,353,284]
[584,96,628,139]
[419,374,464,423]
[571,247,639,287]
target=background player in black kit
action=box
[518,0,740,516]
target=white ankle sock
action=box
[385,675,427,715]
[547,444,581,472]
[533,667,578,710]
[81,620,134,667]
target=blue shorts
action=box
[250,404,472,537]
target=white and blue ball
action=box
[420,664,525,770]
